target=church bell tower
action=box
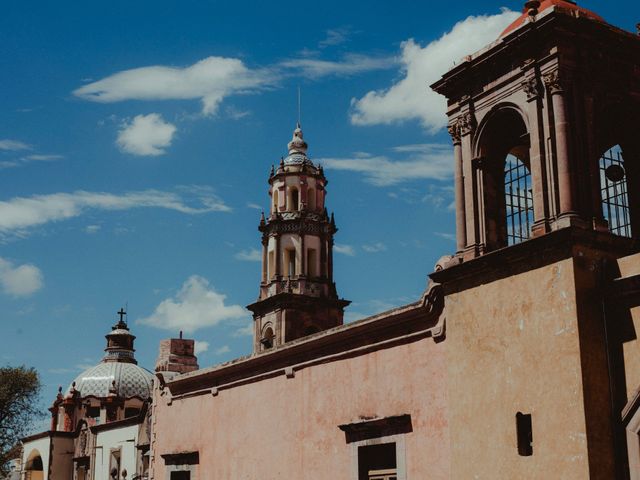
[247,123,350,353]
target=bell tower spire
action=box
[247,123,350,353]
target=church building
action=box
[20,1,640,479]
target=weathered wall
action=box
[94,424,138,480]
[152,336,448,479]
[444,257,594,479]
[618,253,640,401]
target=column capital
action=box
[543,69,567,95]
[459,112,476,137]
[522,76,544,102]
[447,121,462,145]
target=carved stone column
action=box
[448,120,467,252]
[261,236,268,283]
[522,71,550,236]
[544,69,576,217]
[459,109,480,258]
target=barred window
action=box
[600,146,631,237]
[505,155,533,245]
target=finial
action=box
[179,330,183,339]
[116,307,127,327]
[58,385,62,393]
[269,164,275,177]
[330,212,336,228]
[287,122,308,156]
[260,211,266,225]
[525,0,541,16]
[279,157,285,167]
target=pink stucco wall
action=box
[152,335,449,479]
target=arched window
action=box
[288,187,299,211]
[505,154,533,245]
[272,190,278,213]
[25,450,44,480]
[261,326,274,350]
[600,145,631,237]
[307,187,316,211]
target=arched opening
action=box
[287,187,299,211]
[261,326,275,350]
[505,153,533,245]
[272,190,278,214]
[476,107,531,250]
[25,449,44,480]
[307,187,316,211]
[600,145,632,237]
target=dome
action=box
[500,0,605,38]
[68,361,154,399]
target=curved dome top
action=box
[500,0,605,38]
[68,361,154,399]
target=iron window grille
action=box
[600,146,631,238]
[505,155,534,246]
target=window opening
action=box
[288,187,299,211]
[358,443,397,480]
[307,187,316,210]
[268,251,275,279]
[170,473,190,480]
[600,146,631,237]
[516,412,533,456]
[261,327,274,350]
[124,407,140,418]
[505,154,533,245]
[286,248,296,277]
[307,248,317,277]
[272,190,278,214]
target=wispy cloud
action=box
[246,202,262,210]
[232,322,253,337]
[85,225,101,234]
[214,345,231,355]
[0,187,230,238]
[194,340,210,355]
[319,27,353,48]
[434,232,456,242]
[117,113,177,156]
[350,9,518,130]
[280,54,395,79]
[362,242,387,253]
[319,143,452,186]
[74,56,277,116]
[422,184,455,211]
[334,244,356,256]
[0,154,64,170]
[234,248,262,262]
[0,140,31,151]
[137,275,247,333]
[0,257,43,297]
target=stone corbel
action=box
[522,75,543,101]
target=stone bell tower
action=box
[247,123,350,353]
[430,2,640,479]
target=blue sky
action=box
[0,1,635,417]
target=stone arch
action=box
[473,104,532,250]
[25,449,44,480]
[260,323,275,350]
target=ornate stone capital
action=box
[447,121,461,145]
[459,112,476,136]
[522,76,543,101]
[543,69,565,95]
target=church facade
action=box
[21,1,640,479]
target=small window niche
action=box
[358,443,397,480]
[307,248,317,278]
[285,248,297,277]
[516,412,533,456]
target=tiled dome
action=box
[68,361,154,399]
[500,0,605,38]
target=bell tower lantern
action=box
[247,123,350,353]
[431,0,640,260]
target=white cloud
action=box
[319,27,352,48]
[246,202,262,210]
[214,345,231,355]
[74,56,275,116]
[117,113,177,156]
[137,275,247,333]
[194,341,209,355]
[0,140,31,151]
[350,9,518,130]
[422,184,455,211]
[435,232,456,242]
[280,54,395,79]
[85,225,101,234]
[319,143,452,186]
[362,242,387,253]
[0,153,63,170]
[0,187,230,238]
[232,322,253,337]
[234,248,262,262]
[334,244,356,256]
[0,257,43,297]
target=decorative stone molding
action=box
[522,76,543,101]
[459,112,476,136]
[543,69,564,95]
[447,121,461,145]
